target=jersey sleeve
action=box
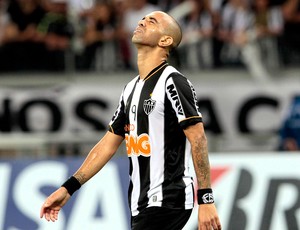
[108,88,126,137]
[165,72,202,129]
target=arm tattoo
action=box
[192,135,211,189]
[74,172,87,185]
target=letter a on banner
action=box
[67,163,127,230]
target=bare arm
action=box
[40,131,124,222]
[184,122,222,230]
[73,131,124,185]
[184,122,211,189]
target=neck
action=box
[136,46,168,79]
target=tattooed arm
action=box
[184,122,211,189]
[73,131,124,185]
[40,131,124,222]
[184,122,222,230]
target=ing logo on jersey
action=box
[125,133,151,157]
[143,98,156,115]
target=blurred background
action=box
[0,0,299,229]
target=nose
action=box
[138,19,145,27]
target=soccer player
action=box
[40,11,222,230]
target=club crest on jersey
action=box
[143,98,156,115]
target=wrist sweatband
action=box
[197,188,214,205]
[61,176,81,196]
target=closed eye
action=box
[141,16,158,24]
[149,17,158,24]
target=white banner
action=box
[186,153,300,230]
[0,73,299,151]
[1,153,300,230]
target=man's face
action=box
[132,11,165,47]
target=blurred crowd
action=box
[0,0,299,77]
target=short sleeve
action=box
[108,90,126,137]
[165,72,202,129]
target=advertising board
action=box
[1,153,299,230]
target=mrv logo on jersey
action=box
[166,84,184,115]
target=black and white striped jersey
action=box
[109,62,202,216]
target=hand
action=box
[198,204,222,230]
[40,187,71,222]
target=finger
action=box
[40,206,45,218]
[50,210,55,222]
[45,212,49,221]
[45,209,51,221]
[199,223,210,230]
[50,209,57,222]
[211,218,219,230]
[40,201,50,219]
[215,217,222,230]
[212,223,222,230]
[53,210,57,220]
[53,210,59,222]
[54,210,59,220]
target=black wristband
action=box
[197,188,214,205]
[61,176,81,196]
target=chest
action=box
[125,78,165,122]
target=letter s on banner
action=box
[13,161,68,230]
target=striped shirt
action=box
[109,62,202,216]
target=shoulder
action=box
[163,66,189,83]
[120,75,139,99]
[162,65,184,79]
[125,75,139,89]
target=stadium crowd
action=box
[0,0,299,76]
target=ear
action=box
[158,35,174,48]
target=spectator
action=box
[218,0,250,65]
[178,0,213,70]
[0,0,9,73]
[0,0,9,45]
[218,0,272,83]
[280,0,300,66]
[0,0,47,72]
[278,95,300,151]
[209,0,227,68]
[38,0,74,71]
[111,0,131,70]
[158,0,185,12]
[251,0,283,71]
[75,1,117,71]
